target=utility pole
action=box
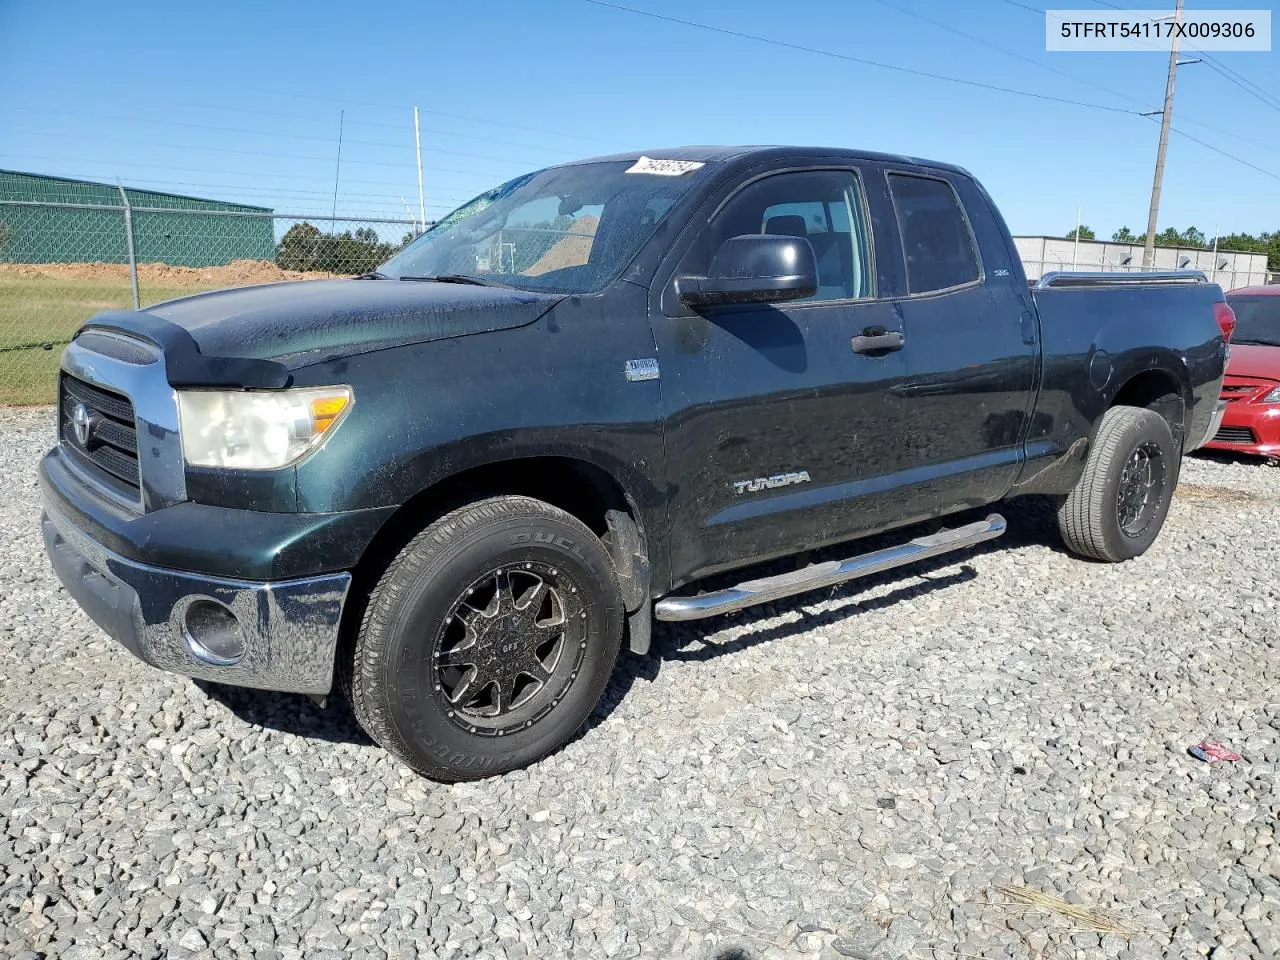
[1072,204,1081,269]
[414,106,426,234]
[1141,0,1185,269]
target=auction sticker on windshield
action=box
[626,156,706,176]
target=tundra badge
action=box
[733,471,811,495]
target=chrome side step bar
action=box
[653,513,1007,622]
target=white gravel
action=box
[2,405,1277,960]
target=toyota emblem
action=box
[71,402,92,446]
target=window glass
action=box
[381,161,707,294]
[1225,295,1280,346]
[703,170,872,302]
[888,174,980,294]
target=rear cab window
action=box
[887,173,981,295]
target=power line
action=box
[992,0,1047,14]
[0,153,483,195]
[589,0,1280,189]
[1164,120,1280,183]
[342,118,582,155]
[6,129,521,177]
[0,105,562,168]
[15,85,598,156]
[997,0,1280,154]
[1080,0,1280,113]
[1199,56,1280,113]
[14,74,631,150]
[579,0,1140,114]
[871,0,1144,110]
[0,172,469,207]
[234,85,630,147]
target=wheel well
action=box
[1111,370,1186,441]
[339,457,644,667]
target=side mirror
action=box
[678,234,818,307]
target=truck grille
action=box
[60,373,141,499]
[1213,425,1257,445]
[1220,377,1270,403]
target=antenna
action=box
[414,106,426,234]
[331,108,344,223]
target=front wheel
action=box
[344,496,623,781]
[1057,405,1178,562]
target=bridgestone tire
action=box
[1057,405,1178,562]
[343,496,623,781]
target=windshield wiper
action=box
[356,270,390,279]
[398,273,499,286]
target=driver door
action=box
[651,166,913,587]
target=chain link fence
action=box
[0,201,421,404]
[6,201,1276,407]
[1013,235,1272,290]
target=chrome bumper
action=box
[42,506,351,695]
[1191,399,1229,451]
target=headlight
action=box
[1262,385,1280,404]
[177,386,353,469]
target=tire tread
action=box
[340,495,617,781]
[1057,405,1173,562]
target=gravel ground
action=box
[2,405,1277,960]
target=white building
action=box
[1013,235,1271,291]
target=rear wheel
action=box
[1057,405,1178,562]
[344,495,623,781]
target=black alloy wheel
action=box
[434,563,586,737]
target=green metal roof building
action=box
[0,170,274,266]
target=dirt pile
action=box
[0,260,339,285]
[521,216,599,277]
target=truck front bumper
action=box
[42,507,350,695]
[38,448,381,695]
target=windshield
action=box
[1227,295,1280,347]
[379,160,708,294]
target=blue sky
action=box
[1,0,1276,238]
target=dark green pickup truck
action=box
[42,146,1231,780]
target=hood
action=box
[1226,343,1280,382]
[145,278,562,363]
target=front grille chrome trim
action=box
[60,334,187,513]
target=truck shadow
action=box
[584,493,1065,733]
[195,680,373,747]
[199,495,1065,752]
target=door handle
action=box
[851,329,905,354]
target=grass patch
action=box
[993,884,1141,938]
[0,269,283,405]
[0,274,220,405]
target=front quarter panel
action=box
[287,285,669,575]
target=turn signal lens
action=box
[310,394,350,433]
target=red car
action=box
[1206,285,1280,458]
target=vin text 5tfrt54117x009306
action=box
[42,147,1233,780]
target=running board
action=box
[653,513,1007,622]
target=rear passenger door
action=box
[884,171,1038,513]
